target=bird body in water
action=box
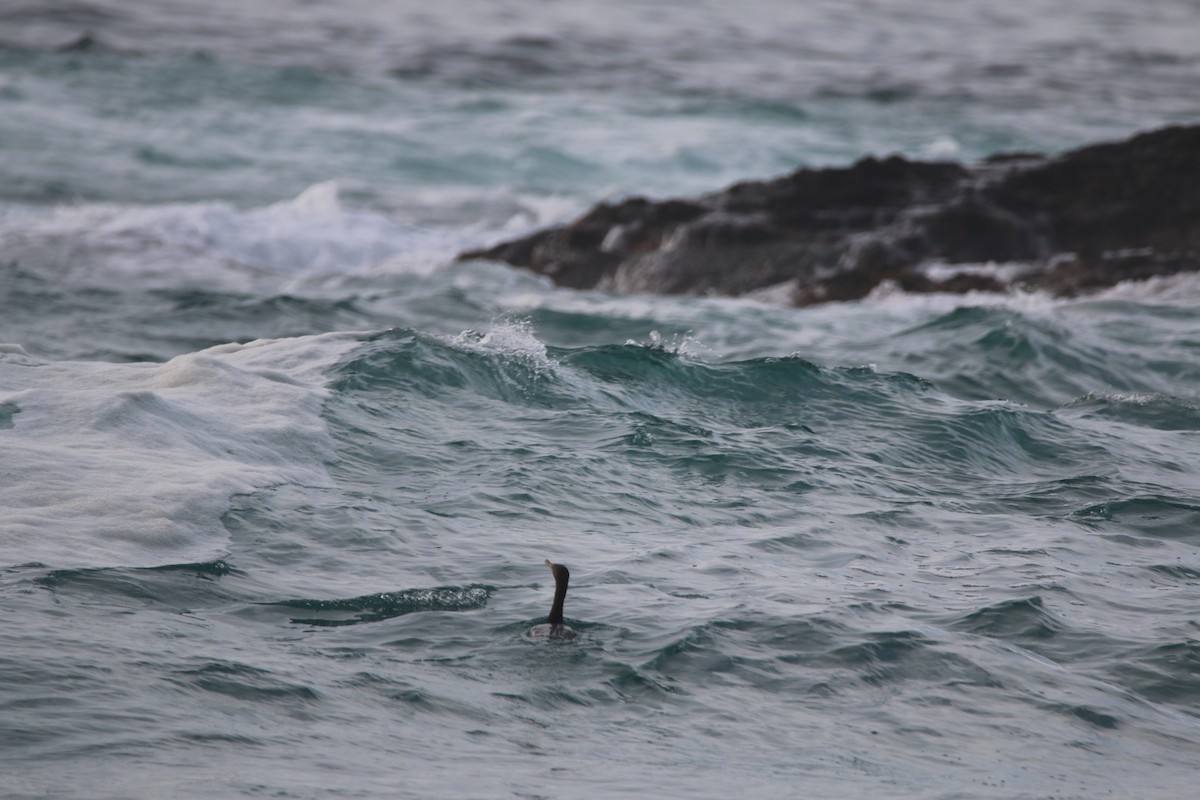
[529,559,576,640]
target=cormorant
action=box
[529,559,576,640]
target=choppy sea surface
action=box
[2,2,1199,798]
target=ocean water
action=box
[2,1,1199,798]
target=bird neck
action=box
[548,572,568,625]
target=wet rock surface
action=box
[461,125,1200,305]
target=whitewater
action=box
[1,1,1198,798]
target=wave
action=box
[0,333,358,569]
[880,301,1199,409]
[264,584,492,627]
[333,320,928,414]
[0,183,465,290]
[1059,392,1200,431]
[1073,495,1200,540]
[1111,640,1200,708]
[321,318,1172,539]
[330,323,561,408]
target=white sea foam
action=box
[857,270,1200,320]
[624,329,711,359]
[920,135,963,159]
[919,260,1030,285]
[862,277,1062,314]
[0,179,596,296]
[449,317,558,376]
[0,332,360,569]
[1088,271,1200,305]
[0,184,461,291]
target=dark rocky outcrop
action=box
[460,125,1200,305]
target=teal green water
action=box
[4,282,1198,798]
[2,1,1200,798]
